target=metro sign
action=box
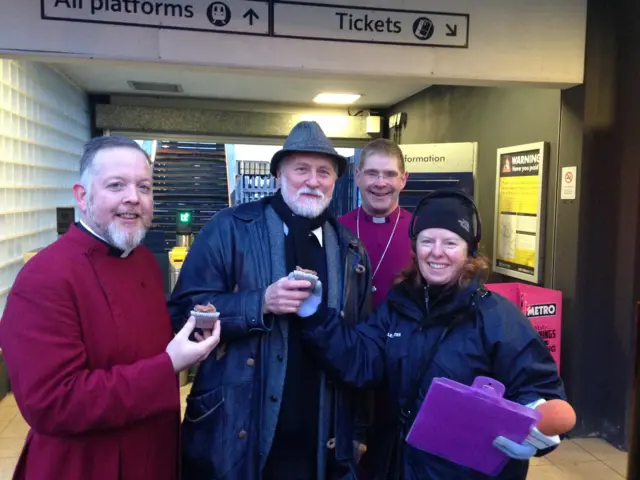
[526,303,557,318]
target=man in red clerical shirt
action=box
[339,138,413,478]
[0,136,220,480]
[340,139,413,307]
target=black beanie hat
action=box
[412,196,476,250]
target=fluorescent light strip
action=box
[312,93,361,104]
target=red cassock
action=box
[0,225,181,480]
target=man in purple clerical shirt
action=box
[339,139,413,308]
[339,139,413,478]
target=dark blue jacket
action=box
[167,198,373,480]
[302,279,566,479]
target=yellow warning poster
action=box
[493,143,546,283]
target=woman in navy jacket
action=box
[301,189,566,479]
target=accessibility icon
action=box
[207,2,231,27]
[413,17,434,41]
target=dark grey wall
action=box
[566,0,640,451]
[539,0,640,451]
[387,86,561,286]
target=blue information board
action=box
[400,172,475,212]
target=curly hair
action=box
[395,238,490,288]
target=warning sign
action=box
[561,166,577,200]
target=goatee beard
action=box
[86,199,148,251]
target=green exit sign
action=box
[176,210,193,234]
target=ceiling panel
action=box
[49,60,429,108]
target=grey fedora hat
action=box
[270,121,348,177]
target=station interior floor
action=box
[0,384,627,479]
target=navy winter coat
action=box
[168,198,373,480]
[302,279,566,479]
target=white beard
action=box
[106,222,147,252]
[86,199,147,252]
[280,176,331,219]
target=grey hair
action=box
[79,136,151,196]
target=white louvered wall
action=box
[0,60,90,315]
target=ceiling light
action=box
[312,93,361,104]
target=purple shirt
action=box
[339,206,413,307]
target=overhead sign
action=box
[272,3,469,48]
[493,142,547,284]
[399,142,477,173]
[42,0,270,36]
[5,1,587,87]
[41,1,469,47]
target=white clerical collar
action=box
[79,219,133,258]
[363,206,400,224]
[283,223,323,247]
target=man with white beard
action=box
[168,121,373,480]
[0,136,220,480]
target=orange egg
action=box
[535,399,577,436]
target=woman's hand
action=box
[493,426,561,460]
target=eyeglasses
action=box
[362,170,401,182]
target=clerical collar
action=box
[362,206,400,224]
[77,220,133,258]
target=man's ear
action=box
[354,168,364,189]
[72,183,88,214]
[400,171,409,189]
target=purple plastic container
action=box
[405,376,541,476]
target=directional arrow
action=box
[243,8,259,26]
[446,24,458,36]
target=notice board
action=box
[399,142,477,212]
[492,142,547,284]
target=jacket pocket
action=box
[182,387,224,479]
[184,387,224,423]
[182,382,253,480]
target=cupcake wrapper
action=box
[190,311,220,319]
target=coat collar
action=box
[233,197,361,255]
[67,223,136,258]
[388,277,483,325]
[232,197,270,222]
